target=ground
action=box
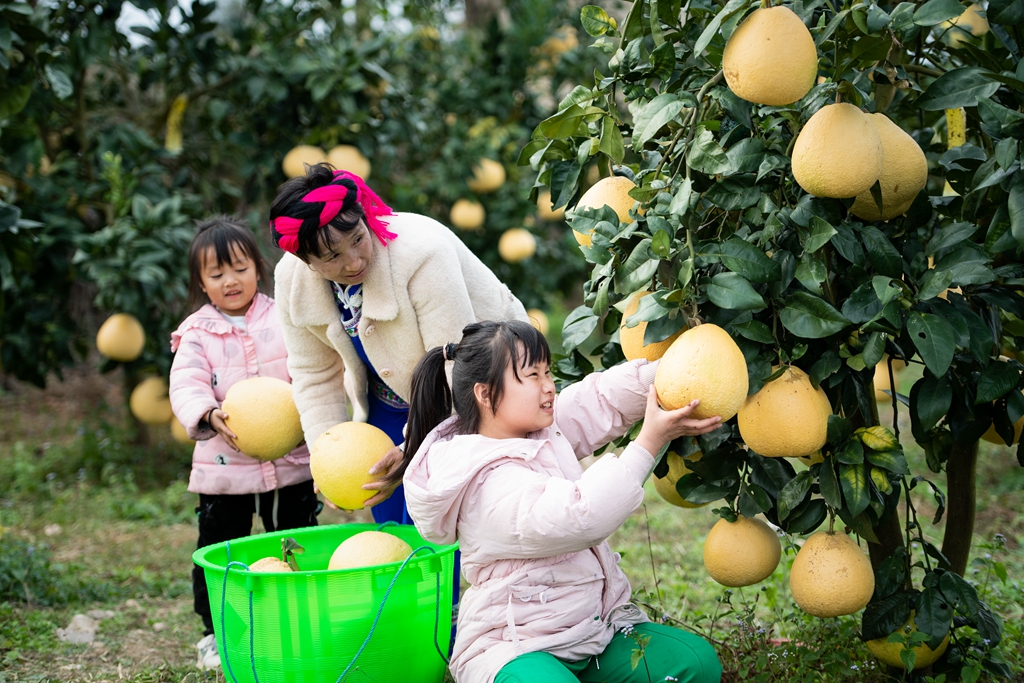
[1,364,1022,682]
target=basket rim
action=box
[191,522,458,575]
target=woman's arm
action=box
[276,278,349,447]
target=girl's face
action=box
[478,353,556,439]
[199,245,260,316]
[305,221,374,285]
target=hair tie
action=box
[270,170,397,254]
[443,343,458,362]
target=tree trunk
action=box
[464,0,505,28]
[941,439,977,576]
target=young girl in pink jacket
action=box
[400,320,724,683]
[169,217,318,671]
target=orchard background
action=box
[1,0,1022,681]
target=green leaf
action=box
[704,177,761,211]
[840,462,871,517]
[926,222,978,255]
[818,458,842,508]
[915,587,954,651]
[0,83,32,119]
[651,229,671,259]
[916,67,1002,111]
[917,269,955,301]
[686,128,730,175]
[976,362,1020,404]
[810,351,841,387]
[777,470,813,521]
[836,438,865,465]
[580,5,617,36]
[725,137,768,174]
[987,0,1024,24]
[693,0,749,56]
[907,313,956,377]
[707,272,767,311]
[632,94,688,148]
[939,571,981,622]
[873,548,909,601]
[779,292,851,339]
[615,239,660,294]
[862,331,886,368]
[804,217,837,254]
[860,227,903,278]
[718,237,780,283]
[599,116,625,164]
[562,305,599,351]
[913,0,965,25]
[732,320,774,344]
[862,590,913,641]
[842,283,882,325]
[866,449,910,475]
[1010,180,1024,249]
[539,104,594,139]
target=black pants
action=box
[192,479,320,635]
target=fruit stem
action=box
[828,509,836,534]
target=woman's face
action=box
[306,222,374,285]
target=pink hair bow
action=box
[270,170,397,254]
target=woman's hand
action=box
[634,386,722,456]
[361,446,405,508]
[208,409,240,452]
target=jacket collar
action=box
[282,218,399,327]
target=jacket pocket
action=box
[503,561,605,644]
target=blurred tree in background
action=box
[0,0,608,387]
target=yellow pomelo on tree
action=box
[703,515,782,586]
[249,557,294,573]
[171,416,193,444]
[310,422,395,510]
[450,199,486,230]
[537,190,565,222]
[498,228,536,263]
[792,103,883,198]
[738,366,832,458]
[130,377,173,425]
[221,377,304,461]
[573,176,639,247]
[849,114,928,221]
[96,313,146,362]
[873,357,908,402]
[654,323,748,420]
[282,145,327,178]
[945,4,989,44]
[722,6,818,106]
[620,292,683,362]
[526,309,549,336]
[790,530,875,617]
[327,144,371,179]
[467,158,506,193]
[328,530,412,570]
[866,612,950,670]
[652,451,709,509]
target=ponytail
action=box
[392,345,453,483]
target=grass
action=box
[0,366,1022,682]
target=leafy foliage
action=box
[526,0,1023,674]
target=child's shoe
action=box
[196,633,221,670]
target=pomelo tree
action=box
[526,0,1021,676]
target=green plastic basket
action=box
[193,523,457,683]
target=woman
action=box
[269,163,528,523]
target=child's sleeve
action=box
[554,359,659,459]
[168,329,218,440]
[470,443,655,558]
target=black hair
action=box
[394,320,551,483]
[268,162,365,262]
[186,215,271,311]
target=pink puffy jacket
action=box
[404,360,659,683]
[169,293,312,495]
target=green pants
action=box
[494,622,722,683]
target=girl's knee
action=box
[639,624,723,683]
